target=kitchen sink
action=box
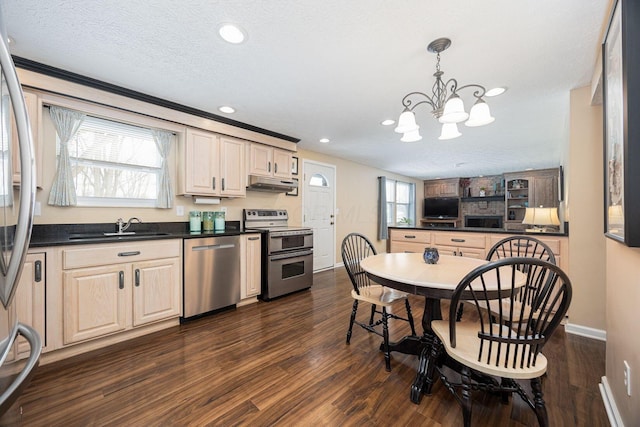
[68,231,171,240]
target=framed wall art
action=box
[603,0,640,246]
[292,156,299,176]
[286,178,299,197]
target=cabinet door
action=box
[248,143,273,176]
[219,137,246,196]
[11,253,46,358]
[424,182,441,198]
[63,265,129,344]
[439,178,460,197]
[184,128,220,195]
[390,241,427,253]
[241,235,262,299]
[273,148,292,179]
[11,91,43,188]
[531,175,558,208]
[132,258,181,326]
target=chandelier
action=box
[394,38,496,142]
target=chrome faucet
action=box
[116,217,142,234]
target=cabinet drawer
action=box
[488,235,560,255]
[390,241,428,253]
[390,229,431,244]
[63,239,181,270]
[433,233,485,249]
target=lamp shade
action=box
[608,204,624,227]
[439,94,469,124]
[465,98,495,127]
[522,207,560,226]
[401,129,422,142]
[394,110,419,134]
[438,123,461,140]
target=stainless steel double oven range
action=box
[243,209,314,300]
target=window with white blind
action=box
[62,115,162,207]
[386,179,416,226]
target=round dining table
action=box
[359,252,526,403]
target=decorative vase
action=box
[479,189,486,197]
[423,247,439,264]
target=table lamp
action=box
[522,206,560,232]
[608,204,623,233]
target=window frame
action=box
[386,179,416,227]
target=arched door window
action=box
[309,173,329,187]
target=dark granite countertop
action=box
[29,221,262,247]
[388,225,568,237]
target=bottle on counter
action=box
[202,211,214,231]
[214,211,225,231]
[189,211,202,232]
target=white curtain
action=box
[152,128,174,208]
[48,106,85,206]
[377,176,388,240]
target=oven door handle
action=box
[269,249,313,260]
[269,231,314,238]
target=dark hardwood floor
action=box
[1,268,607,426]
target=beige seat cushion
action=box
[352,285,409,306]
[431,320,547,379]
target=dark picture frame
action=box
[286,178,299,197]
[291,156,299,176]
[603,0,640,246]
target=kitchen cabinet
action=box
[487,234,568,274]
[180,128,246,197]
[248,143,293,179]
[11,253,47,359]
[504,168,559,231]
[389,229,431,253]
[61,240,181,345]
[432,232,486,259]
[11,90,43,188]
[240,233,262,300]
[424,178,460,198]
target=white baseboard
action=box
[599,376,625,427]
[564,322,607,341]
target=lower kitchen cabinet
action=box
[8,252,46,361]
[240,233,262,300]
[388,229,431,253]
[61,240,181,345]
[432,232,486,259]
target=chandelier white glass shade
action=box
[395,38,495,141]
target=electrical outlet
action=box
[176,205,184,216]
[624,361,631,396]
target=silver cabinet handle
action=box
[451,238,466,243]
[34,260,42,283]
[118,271,125,289]
[268,162,271,173]
[222,178,225,191]
[135,269,140,287]
[514,243,533,247]
[274,163,278,173]
[212,177,216,190]
[248,237,260,241]
[404,235,416,239]
[118,251,141,257]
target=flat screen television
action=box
[423,197,459,219]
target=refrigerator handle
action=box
[0,323,42,414]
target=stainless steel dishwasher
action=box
[183,235,240,318]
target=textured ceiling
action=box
[3,0,609,179]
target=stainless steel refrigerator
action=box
[0,2,40,416]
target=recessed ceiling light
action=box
[218,106,235,114]
[319,138,330,143]
[485,87,507,97]
[219,24,246,44]
[381,119,395,126]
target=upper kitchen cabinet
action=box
[248,143,293,179]
[179,128,246,197]
[424,178,460,198]
[11,90,43,188]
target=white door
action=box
[303,161,335,271]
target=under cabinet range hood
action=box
[247,175,297,193]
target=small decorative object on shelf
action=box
[508,210,516,220]
[479,187,486,197]
[423,247,439,264]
